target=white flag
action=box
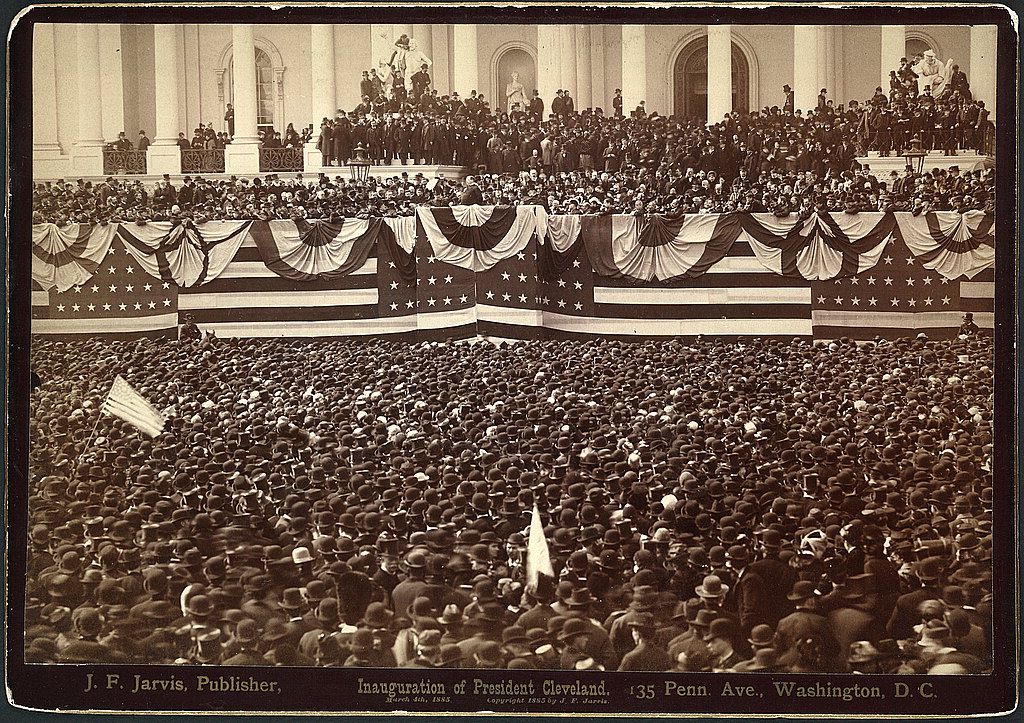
[100,375,166,438]
[526,504,554,591]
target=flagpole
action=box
[75,381,113,475]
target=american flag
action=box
[478,225,810,340]
[30,217,993,344]
[477,235,595,340]
[413,227,477,340]
[35,238,178,339]
[811,234,994,340]
[175,234,416,339]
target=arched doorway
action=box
[673,37,750,121]
[493,46,536,113]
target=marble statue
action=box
[506,71,527,113]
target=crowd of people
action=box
[27,330,993,673]
[32,160,993,223]
[105,122,311,154]
[53,52,994,221]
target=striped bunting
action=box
[29,215,995,343]
[176,235,410,338]
[811,236,993,340]
[478,234,814,340]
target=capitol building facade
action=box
[33,22,997,178]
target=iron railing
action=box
[102,150,148,175]
[259,147,304,173]
[181,148,226,174]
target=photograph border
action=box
[5,2,1020,717]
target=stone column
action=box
[430,25,450,94]
[792,26,822,112]
[536,25,560,116]
[311,25,337,123]
[707,24,732,124]
[592,26,606,112]
[413,23,433,67]
[452,25,479,95]
[621,25,647,116]
[149,25,183,175]
[824,26,836,104]
[99,25,125,143]
[879,25,905,91]
[33,24,61,155]
[73,23,105,175]
[970,25,997,121]
[225,24,261,174]
[560,26,577,99]
[575,26,592,110]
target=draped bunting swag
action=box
[416,205,547,272]
[32,222,119,292]
[246,217,416,283]
[31,210,994,289]
[115,220,253,288]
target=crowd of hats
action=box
[26,331,993,672]
[32,77,994,225]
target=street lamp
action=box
[347,143,372,182]
[903,135,927,176]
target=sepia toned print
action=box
[9,4,1016,717]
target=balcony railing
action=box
[102,150,148,175]
[259,147,304,173]
[181,148,226,174]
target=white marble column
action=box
[575,26,592,110]
[560,26,577,99]
[707,24,732,124]
[311,25,337,122]
[592,26,606,112]
[970,25,997,121]
[33,24,61,155]
[832,26,845,103]
[73,23,105,175]
[452,25,479,95]
[152,26,181,145]
[430,25,450,94]
[792,26,822,112]
[621,25,647,115]
[879,25,905,93]
[99,25,125,143]
[413,24,433,65]
[148,25,183,174]
[824,26,836,104]
[225,24,261,174]
[75,25,104,145]
[536,25,560,116]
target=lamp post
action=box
[903,135,927,176]
[348,143,372,182]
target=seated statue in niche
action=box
[912,49,953,96]
[506,71,527,113]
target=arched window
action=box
[254,49,274,130]
[226,47,278,134]
[674,38,750,120]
